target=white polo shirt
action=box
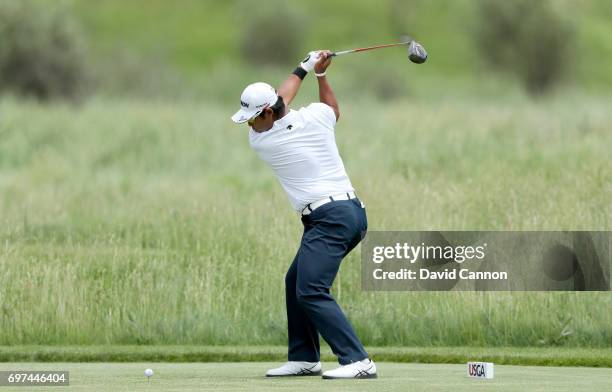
[249,103,355,212]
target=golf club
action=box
[331,39,428,63]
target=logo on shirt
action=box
[287,125,293,130]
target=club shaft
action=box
[331,41,412,57]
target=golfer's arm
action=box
[277,74,302,107]
[317,76,340,121]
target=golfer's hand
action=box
[299,51,321,72]
[314,50,332,74]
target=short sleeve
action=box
[305,103,336,129]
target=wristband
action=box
[292,67,308,80]
[315,71,326,77]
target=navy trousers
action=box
[285,198,369,365]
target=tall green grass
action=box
[0,95,610,346]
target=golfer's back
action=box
[249,103,354,212]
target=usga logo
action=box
[467,362,494,379]
[469,363,485,377]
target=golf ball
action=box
[144,368,154,377]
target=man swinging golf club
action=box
[231,50,376,379]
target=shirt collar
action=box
[271,109,296,130]
[250,109,297,134]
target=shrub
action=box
[240,3,305,66]
[91,49,193,100]
[0,1,88,100]
[474,0,573,95]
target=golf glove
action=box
[299,51,320,72]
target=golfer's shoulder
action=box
[300,103,336,128]
[304,102,335,117]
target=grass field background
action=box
[0,1,611,374]
[0,362,610,391]
[1,95,610,347]
[71,0,612,90]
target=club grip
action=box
[330,50,351,57]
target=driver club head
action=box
[408,41,427,64]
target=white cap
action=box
[231,82,278,123]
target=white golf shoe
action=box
[265,361,322,377]
[322,358,377,379]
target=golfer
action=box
[231,51,376,379]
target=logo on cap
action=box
[240,100,249,108]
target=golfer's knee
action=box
[295,288,324,307]
[295,291,311,307]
